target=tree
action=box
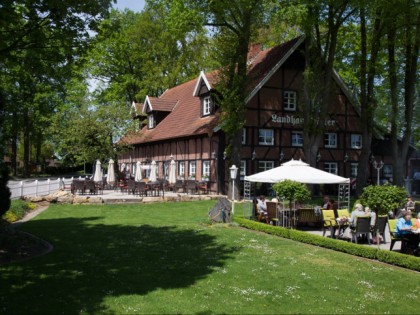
[299,0,355,168]
[386,0,420,186]
[359,184,407,215]
[0,0,114,176]
[272,180,311,211]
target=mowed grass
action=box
[1,201,419,314]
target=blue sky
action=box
[113,0,145,12]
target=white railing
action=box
[7,176,82,199]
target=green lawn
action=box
[1,201,419,314]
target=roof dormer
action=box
[193,71,212,97]
[142,95,178,129]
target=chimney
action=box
[247,43,262,62]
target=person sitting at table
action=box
[413,213,420,229]
[406,196,415,212]
[350,203,365,228]
[322,195,332,210]
[396,212,419,253]
[364,206,377,227]
[257,195,269,224]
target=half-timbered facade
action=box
[119,36,395,195]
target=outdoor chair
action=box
[135,181,148,197]
[127,179,136,195]
[388,219,408,251]
[173,180,185,193]
[351,216,371,244]
[372,215,388,244]
[73,180,85,195]
[266,201,279,226]
[198,181,209,194]
[85,180,97,195]
[322,209,338,237]
[336,209,350,235]
[185,180,197,194]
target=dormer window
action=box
[148,113,155,129]
[202,96,213,117]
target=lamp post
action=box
[372,159,384,185]
[230,164,238,216]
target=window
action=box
[240,160,246,176]
[202,96,212,116]
[283,90,297,111]
[350,163,358,178]
[189,161,196,178]
[258,161,274,173]
[383,165,393,178]
[242,128,246,144]
[351,134,362,149]
[202,160,210,177]
[324,133,337,148]
[291,131,303,147]
[324,162,338,175]
[178,161,185,178]
[148,113,155,129]
[258,129,274,145]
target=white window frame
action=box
[203,96,211,116]
[178,161,185,178]
[240,160,246,176]
[291,131,303,147]
[242,128,246,144]
[258,129,274,146]
[202,160,210,177]
[283,90,297,111]
[324,133,337,148]
[189,161,196,178]
[350,163,358,178]
[258,161,274,173]
[351,134,362,149]
[324,162,338,175]
[383,165,393,178]
[148,113,155,129]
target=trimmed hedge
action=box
[235,216,420,272]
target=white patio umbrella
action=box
[135,161,142,181]
[168,159,176,184]
[107,159,116,185]
[149,160,157,182]
[93,160,103,182]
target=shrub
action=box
[272,180,311,210]
[0,162,11,218]
[234,216,420,271]
[2,199,32,223]
[360,184,407,215]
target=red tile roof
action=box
[121,37,303,145]
[146,97,178,112]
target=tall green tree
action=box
[386,0,420,186]
[300,0,355,168]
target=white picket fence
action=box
[7,177,82,199]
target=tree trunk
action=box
[23,108,30,177]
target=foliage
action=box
[272,180,311,209]
[235,216,420,271]
[359,184,407,215]
[1,201,419,314]
[2,199,32,223]
[0,162,11,218]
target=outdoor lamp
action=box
[223,150,227,160]
[229,164,238,215]
[252,149,257,160]
[279,150,284,161]
[344,153,348,163]
[371,159,384,185]
[316,152,321,162]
